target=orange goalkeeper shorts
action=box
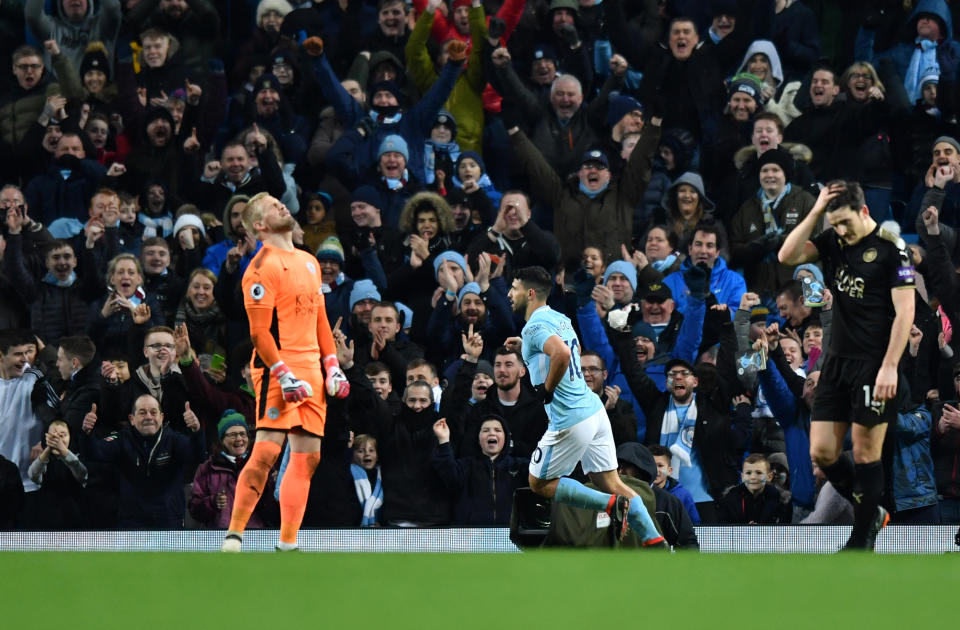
[251,365,327,437]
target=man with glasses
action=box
[508,114,662,270]
[580,351,636,446]
[617,353,752,524]
[100,326,199,438]
[1,43,82,150]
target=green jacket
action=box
[728,185,817,296]
[543,475,661,548]
[0,52,83,146]
[512,124,660,269]
[405,4,486,153]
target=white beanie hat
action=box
[256,0,294,24]
[173,213,206,237]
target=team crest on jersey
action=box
[267,407,280,419]
[862,248,878,263]
[250,283,265,300]
[307,262,316,274]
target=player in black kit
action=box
[778,181,915,550]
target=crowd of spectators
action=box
[1,0,959,537]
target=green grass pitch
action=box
[2,551,954,629]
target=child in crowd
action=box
[718,454,793,524]
[650,444,700,524]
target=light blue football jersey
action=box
[521,306,603,430]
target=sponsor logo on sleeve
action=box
[897,266,916,283]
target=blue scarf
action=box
[578,180,610,198]
[652,253,678,273]
[382,169,409,191]
[138,212,174,238]
[453,173,500,194]
[43,271,76,287]
[424,140,461,184]
[127,286,146,307]
[759,183,792,233]
[661,395,696,467]
[351,464,383,527]
[759,183,791,260]
[905,38,939,104]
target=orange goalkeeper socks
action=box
[228,440,282,534]
[278,451,321,545]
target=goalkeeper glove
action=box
[323,356,350,398]
[271,362,313,403]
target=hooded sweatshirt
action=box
[25,0,122,74]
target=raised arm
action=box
[24,0,54,40]
[406,0,440,96]
[464,1,488,93]
[778,183,840,265]
[304,38,365,128]
[507,128,564,208]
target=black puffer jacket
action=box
[717,483,793,524]
[431,418,530,526]
[58,362,102,436]
[374,404,452,525]
[618,346,751,501]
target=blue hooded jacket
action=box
[663,256,746,316]
[577,298,703,442]
[756,357,816,510]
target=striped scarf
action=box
[351,464,383,527]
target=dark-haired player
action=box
[505,266,665,546]
[779,181,915,550]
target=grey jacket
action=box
[25,0,122,74]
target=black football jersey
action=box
[811,226,915,360]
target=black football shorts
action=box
[811,355,898,427]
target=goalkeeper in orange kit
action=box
[222,193,350,552]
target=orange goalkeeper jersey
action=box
[242,244,335,369]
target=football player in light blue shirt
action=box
[506,266,665,546]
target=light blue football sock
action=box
[628,495,662,542]
[554,477,613,511]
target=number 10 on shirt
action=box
[566,338,583,380]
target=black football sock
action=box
[849,460,885,544]
[820,452,855,503]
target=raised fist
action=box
[445,40,468,62]
[303,36,325,57]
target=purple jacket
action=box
[189,451,276,529]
